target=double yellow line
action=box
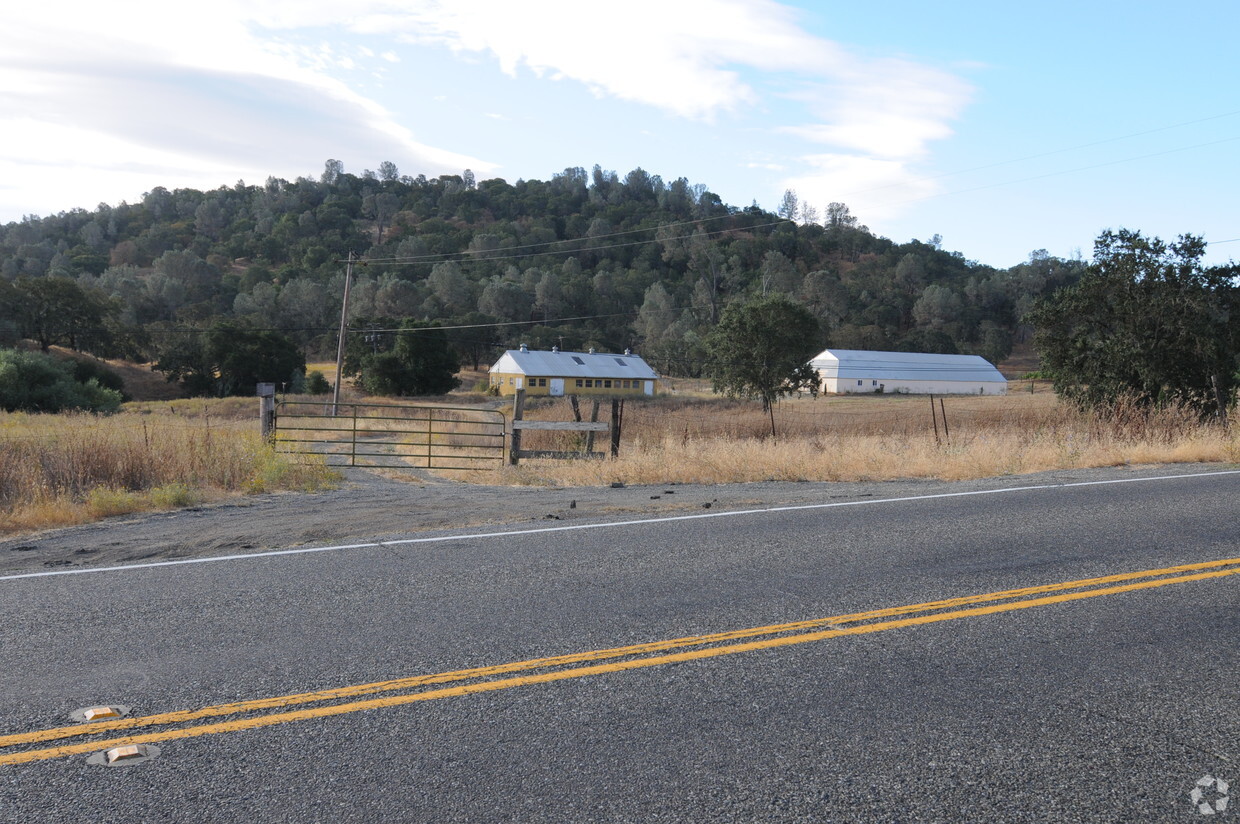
[4,556,1238,766]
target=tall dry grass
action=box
[0,402,338,535]
[455,393,1240,486]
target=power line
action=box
[342,218,793,267]
[356,212,770,264]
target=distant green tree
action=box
[0,348,122,413]
[305,370,332,395]
[446,311,499,370]
[705,295,823,434]
[156,321,305,397]
[357,321,460,397]
[1027,229,1239,415]
[11,276,119,352]
[70,358,127,399]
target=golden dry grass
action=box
[0,401,339,535]
[449,392,1240,486]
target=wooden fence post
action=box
[584,398,601,455]
[259,396,275,441]
[509,388,525,465]
[257,382,276,442]
[610,398,623,458]
[930,395,941,445]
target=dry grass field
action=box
[460,389,1240,487]
[0,400,338,535]
[4,374,1237,536]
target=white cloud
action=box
[0,2,492,220]
[783,154,939,223]
[249,0,968,140]
[313,0,972,213]
[0,1,972,223]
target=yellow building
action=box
[488,345,659,397]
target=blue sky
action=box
[3,1,1237,268]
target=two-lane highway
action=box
[2,468,1238,822]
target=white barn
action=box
[810,349,1007,396]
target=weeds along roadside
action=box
[2,393,1236,534]
[449,393,1240,486]
[0,400,339,535]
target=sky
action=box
[2,1,1238,269]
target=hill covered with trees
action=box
[0,159,1086,393]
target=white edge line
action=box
[3,469,1238,583]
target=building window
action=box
[585,380,593,388]
[604,380,612,388]
[857,380,863,386]
[538,378,547,387]
[872,380,878,386]
[575,379,583,387]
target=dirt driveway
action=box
[1,463,1228,576]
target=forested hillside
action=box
[0,160,1085,385]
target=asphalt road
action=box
[2,468,1238,823]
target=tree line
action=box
[0,159,1090,400]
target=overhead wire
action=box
[356,212,771,264]
[345,218,794,267]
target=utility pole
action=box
[331,251,355,415]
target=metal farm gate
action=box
[274,401,506,470]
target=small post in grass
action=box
[509,388,525,465]
[258,382,276,442]
[610,398,623,458]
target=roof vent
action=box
[551,345,559,353]
[624,348,632,356]
[519,343,528,353]
[588,347,596,354]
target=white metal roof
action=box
[490,348,659,380]
[809,349,1006,383]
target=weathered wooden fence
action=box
[508,389,624,464]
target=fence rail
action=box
[274,401,506,470]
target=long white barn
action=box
[810,349,1007,395]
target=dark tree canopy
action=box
[356,321,461,397]
[1027,229,1239,415]
[155,321,305,397]
[9,276,120,353]
[705,294,823,420]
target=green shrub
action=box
[86,487,143,518]
[306,370,332,395]
[0,348,123,413]
[71,358,128,399]
[150,482,197,508]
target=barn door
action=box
[549,378,564,397]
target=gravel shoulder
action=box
[2,462,1234,576]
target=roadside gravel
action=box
[2,462,1233,576]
